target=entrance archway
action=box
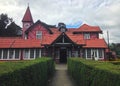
[60,48,67,63]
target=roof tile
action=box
[83,39,108,48]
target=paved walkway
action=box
[47,64,77,86]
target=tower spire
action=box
[22,5,33,39]
[22,5,33,23]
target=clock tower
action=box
[22,5,33,39]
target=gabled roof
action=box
[25,20,53,34]
[66,33,85,45]
[51,33,76,45]
[41,34,60,45]
[0,38,42,48]
[83,39,108,48]
[73,24,102,33]
[22,6,33,22]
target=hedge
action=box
[0,58,55,86]
[68,58,120,86]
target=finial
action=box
[28,3,29,7]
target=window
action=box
[3,50,8,59]
[15,49,20,59]
[60,28,66,32]
[92,49,97,57]
[30,49,34,59]
[98,49,103,58]
[9,49,14,59]
[36,49,40,58]
[68,50,72,57]
[87,49,91,58]
[24,49,29,59]
[91,49,99,60]
[36,31,42,39]
[84,33,90,39]
[0,50,2,59]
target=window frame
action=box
[84,33,90,39]
[36,31,42,39]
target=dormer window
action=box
[36,31,42,39]
[58,22,67,32]
[84,33,90,39]
[60,28,66,32]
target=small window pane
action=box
[36,49,40,58]
[99,49,103,58]
[15,49,20,59]
[24,49,29,59]
[36,31,42,39]
[84,33,90,39]
[30,49,34,58]
[9,49,14,59]
[3,50,8,59]
[0,50,2,59]
[87,49,91,58]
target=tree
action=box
[110,43,120,58]
[0,13,21,36]
[7,22,22,36]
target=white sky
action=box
[0,0,120,43]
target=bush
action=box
[68,58,120,86]
[0,58,55,86]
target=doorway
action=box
[60,49,67,63]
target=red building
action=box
[0,6,108,62]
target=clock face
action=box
[24,23,30,28]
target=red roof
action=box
[41,34,60,45]
[83,39,108,48]
[66,33,85,45]
[22,6,33,22]
[0,38,42,48]
[74,24,102,33]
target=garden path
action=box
[47,64,77,86]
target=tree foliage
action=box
[110,43,120,57]
[0,13,22,36]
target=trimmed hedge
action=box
[68,58,120,86]
[0,58,55,86]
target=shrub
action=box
[68,58,120,86]
[0,58,55,86]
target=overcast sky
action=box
[0,0,120,43]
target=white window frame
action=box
[74,50,78,57]
[14,49,21,60]
[0,49,21,60]
[36,31,42,39]
[91,49,98,60]
[9,49,15,59]
[30,49,35,59]
[98,49,104,60]
[86,49,92,59]
[39,49,41,58]
[0,49,3,60]
[3,49,8,60]
[84,33,90,39]
[24,49,30,60]
[34,49,36,59]
[61,28,66,32]
[35,49,41,58]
